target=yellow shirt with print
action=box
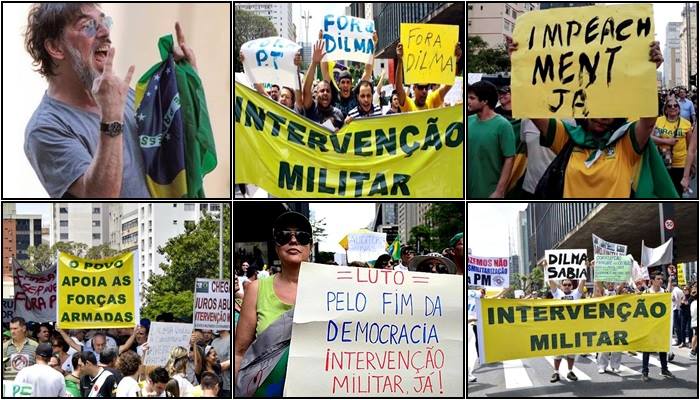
[399,90,444,112]
[653,116,691,168]
[543,120,644,198]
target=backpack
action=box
[535,139,575,199]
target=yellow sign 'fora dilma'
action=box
[511,4,657,118]
[57,252,138,329]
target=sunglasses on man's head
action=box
[274,230,312,246]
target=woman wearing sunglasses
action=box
[653,98,694,196]
[234,211,313,396]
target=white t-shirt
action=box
[116,375,141,397]
[172,373,195,397]
[691,300,697,328]
[14,363,67,397]
[394,263,408,272]
[671,286,684,310]
[551,287,582,300]
[521,119,557,193]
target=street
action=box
[468,348,697,397]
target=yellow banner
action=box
[677,263,686,286]
[511,4,657,118]
[234,82,464,198]
[57,252,137,329]
[400,23,458,85]
[477,293,671,363]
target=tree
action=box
[409,225,434,253]
[141,204,231,321]
[85,244,120,260]
[19,241,121,273]
[310,216,328,242]
[234,8,278,72]
[315,251,336,264]
[407,203,465,253]
[467,35,511,74]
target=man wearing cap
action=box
[495,86,513,121]
[3,317,38,381]
[14,342,67,397]
[394,245,415,272]
[235,210,313,396]
[450,232,464,275]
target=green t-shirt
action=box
[468,113,516,197]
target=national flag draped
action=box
[136,35,217,198]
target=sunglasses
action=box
[80,16,113,38]
[562,283,572,287]
[274,230,311,246]
[667,104,679,109]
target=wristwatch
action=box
[100,121,124,137]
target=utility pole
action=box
[219,203,223,280]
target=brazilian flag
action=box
[136,35,217,198]
[387,234,401,261]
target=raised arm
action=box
[636,41,664,149]
[360,32,379,82]
[56,328,83,352]
[318,30,331,83]
[303,40,325,110]
[394,42,407,107]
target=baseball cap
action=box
[273,211,312,235]
[36,343,53,358]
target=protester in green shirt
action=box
[468,81,515,198]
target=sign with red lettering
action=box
[193,278,231,330]
[285,262,463,397]
[12,258,56,323]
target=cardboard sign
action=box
[241,37,302,90]
[11,259,56,322]
[676,263,686,286]
[594,254,632,282]
[285,262,463,397]
[346,232,387,263]
[57,252,138,329]
[477,293,671,363]
[467,256,509,288]
[193,278,231,330]
[511,4,657,118]
[400,23,458,85]
[545,249,588,283]
[2,299,14,324]
[143,322,193,366]
[592,233,627,256]
[322,14,375,63]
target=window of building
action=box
[185,203,195,211]
[93,233,100,240]
[92,220,100,227]
[211,204,220,211]
[173,203,177,208]
[60,233,68,240]
[60,207,68,214]
[93,207,100,214]
[60,220,68,227]
[173,220,178,225]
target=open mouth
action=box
[94,44,110,64]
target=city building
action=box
[235,3,295,41]
[664,22,684,89]
[680,3,698,89]
[397,203,432,251]
[468,3,538,49]
[52,203,110,247]
[539,2,595,10]
[3,204,42,282]
[372,204,399,244]
[374,2,464,61]
[526,203,698,278]
[516,209,530,275]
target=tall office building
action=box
[52,203,110,247]
[397,203,432,249]
[3,205,43,281]
[235,3,295,41]
[664,22,684,89]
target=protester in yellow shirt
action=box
[394,41,462,112]
[652,98,694,196]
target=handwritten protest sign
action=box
[592,234,627,256]
[676,263,686,286]
[511,4,657,118]
[143,322,193,366]
[57,252,138,329]
[400,23,458,85]
[193,278,230,330]
[594,254,632,282]
[241,37,302,90]
[285,262,462,397]
[2,299,14,324]
[2,381,32,397]
[322,14,375,64]
[11,259,56,322]
[544,249,588,283]
[468,256,509,288]
[346,232,387,263]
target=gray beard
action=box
[65,44,99,91]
